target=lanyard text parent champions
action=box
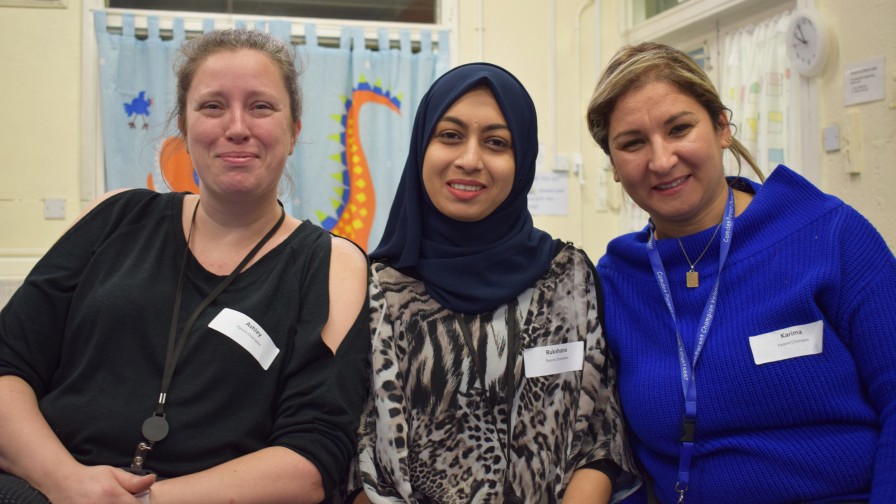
[645,188,734,504]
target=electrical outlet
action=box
[44,199,66,219]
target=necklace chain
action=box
[678,222,722,269]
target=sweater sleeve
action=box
[832,210,896,504]
[269,233,371,500]
[356,266,416,503]
[0,190,156,396]
[833,207,896,504]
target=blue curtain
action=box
[94,11,449,251]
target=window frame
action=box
[0,0,66,7]
[107,0,440,24]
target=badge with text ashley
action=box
[208,308,280,370]
[748,320,824,365]
[523,341,585,378]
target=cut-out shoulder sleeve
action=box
[321,236,369,354]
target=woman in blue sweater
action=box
[586,42,896,503]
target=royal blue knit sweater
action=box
[598,165,896,503]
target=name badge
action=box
[748,320,823,365]
[523,341,585,378]
[208,308,280,370]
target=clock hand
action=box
[795,24,808,44]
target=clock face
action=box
[787,11,830,77]
[792,18,818,64]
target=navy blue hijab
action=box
[371,62,558,314]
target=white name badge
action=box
[748,320,823,365]
[208,308,280,370]
[523,341,585,378]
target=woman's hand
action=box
[139,446,322,504]
[40,464,155,504]
[0,376,155,503]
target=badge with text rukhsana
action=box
[523,341,585,378]
[208,308,280,370]
[748,320,824,365]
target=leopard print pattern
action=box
[357,244,638,503]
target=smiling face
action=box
[422,87,516,222]
[608,80,731,238]
[182,48,300,203]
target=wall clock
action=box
[786,7,831,77]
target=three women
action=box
[7,24,886,504]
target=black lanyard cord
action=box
[156,200,285,415]
[127,199,285,475]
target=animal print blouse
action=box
[356,243,639,503]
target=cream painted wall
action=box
[1,0,894,291]
[815,0,896,248]
[0,1,82,278]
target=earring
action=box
[613,171,621,182]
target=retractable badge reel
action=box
[126,414,169,476]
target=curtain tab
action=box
[172,17,185,41]
[420,30,432,54]
[122,13,135,39]
[340,26,351,50]
[437,30,451,72]
[269,20,292,44]
[399,30,411,54]
[93,10,107,36]
[352,27,365,51]
[147,16,160,41]
[378,28,389,52]
[304,23,318,47]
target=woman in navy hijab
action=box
[349,63,639,503]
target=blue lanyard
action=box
[645,188,734,503]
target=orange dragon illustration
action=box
[318,76,401,250]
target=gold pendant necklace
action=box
[677,221,722,288]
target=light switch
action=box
[554,153,570,172]
[822,124,840,152]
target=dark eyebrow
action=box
[610,111,698,143]
[438,115,510,133]
[663,111,697,126]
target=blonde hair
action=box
[586,42,764,181]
